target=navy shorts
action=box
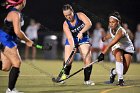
[0,29,17,48]
[65,37,90,45]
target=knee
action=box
[12,61,21,68]
[115,56,123,62]
[2,67,11,72]
[82,53,91,60]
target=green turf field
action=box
[0,60,140,93]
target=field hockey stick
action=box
[20,40,52,50]
[58,60,98,82]
[52,45,78,83]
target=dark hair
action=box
[0,0,8,25]
[62,4,74,12]
[109,11,121,21]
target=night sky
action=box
[22,0,140,32]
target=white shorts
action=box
[112,43,134,54]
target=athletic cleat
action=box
[6,88,24,93]
[58,80,65,84]
[116,79,125,86]
[84,80,95,85]
[110,68,116,83]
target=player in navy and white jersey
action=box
[97,12,134,86]
[0,0,33,92]
[61,4,95,85]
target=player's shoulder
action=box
[116,26,126,35]
[8,11,20,19]
[77,12,85,15]
[63,20,68,28]
[63,20,67,25]
[77,12,86,17]
[9,11,19,16]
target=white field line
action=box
[0,75,140,77]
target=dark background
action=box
[23,0,140,32]
[0,0,140,59]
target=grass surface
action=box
[0,60,140,93]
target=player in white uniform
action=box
[91,22,105,60]
[25,19,40,60]
[97,12,134,86]
[134,24,140,62]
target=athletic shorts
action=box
[65,37,90,45]
[0,29,17,48]
[123,50,133,56]
[112,43,135,54]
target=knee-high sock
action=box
[8,67,20,90]
[116,61,123,81]
[84,65,92,81]
[0,61,2,70]
[63,61,72,75]
[64,65,72,75]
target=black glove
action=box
[98,53,104,62]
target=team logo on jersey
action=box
[71,23,85,33]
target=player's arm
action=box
[77,12,92,39]
[102,32,111,42]
[10,11,33,46]
[102,29,124,54]
[63,21,74,47]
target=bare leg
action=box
[1,52,12,71]
[123,53,132,75]
[79,44,92,82]
[64,45,76,75]
[3,46,22,90]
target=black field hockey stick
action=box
[58,60,98,82]
[20,40,52,50]
[52,45,78,83]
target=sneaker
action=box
[110,68,116,83]
[116,79,125,86]
[6,88,24,93]
[84,80,95,85]
[59,80,65,84]
[6,88,11,93]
